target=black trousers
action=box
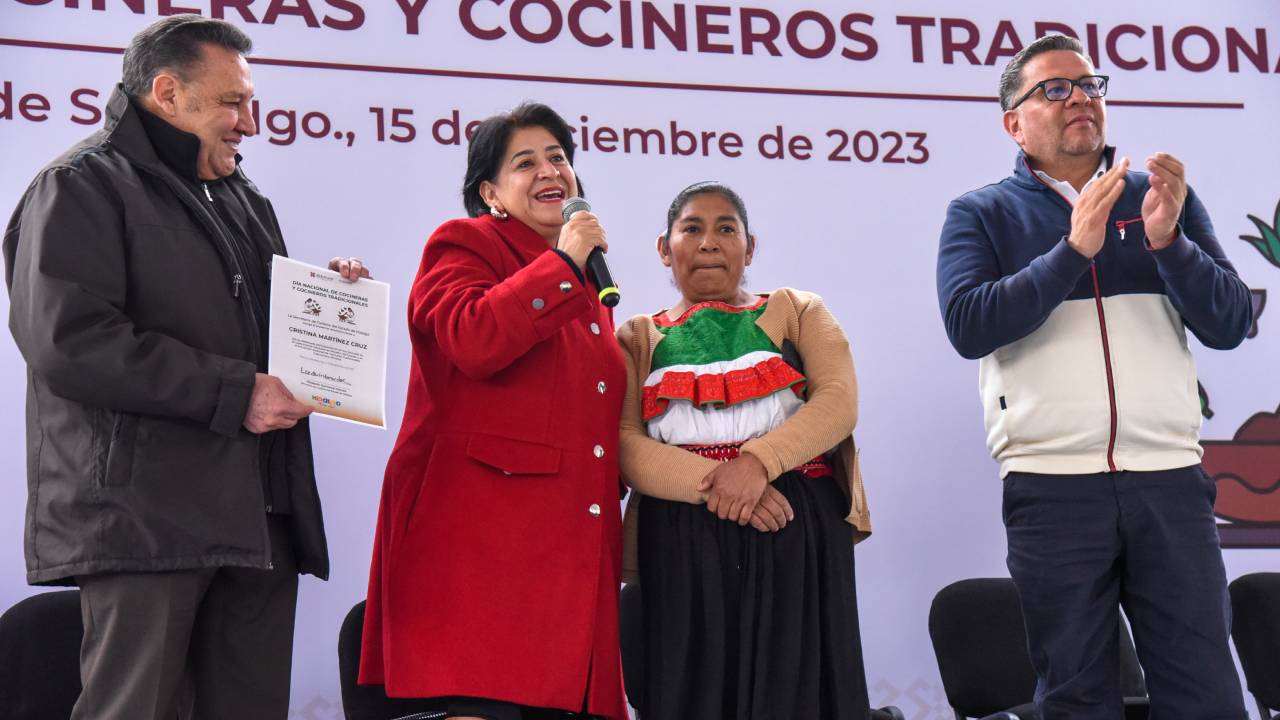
[1003,466,1246,720]
[70,516,298,720]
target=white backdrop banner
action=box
[2,2,1278,717]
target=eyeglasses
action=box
[1008,75,1109,110]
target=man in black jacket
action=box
[3,16,365,719]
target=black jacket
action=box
[3,86,329,584]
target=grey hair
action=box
[998,34,1086,111]
[121,15,252,97]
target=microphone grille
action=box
[561,196,591,223]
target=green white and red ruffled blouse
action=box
[644,296,808,446]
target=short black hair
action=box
[462,102,582,218]
[999,34,1087,111]
[661,181,752,249]
[122,15,252,97]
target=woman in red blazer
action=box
[359,103,628,720]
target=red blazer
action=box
[359,214,627,718]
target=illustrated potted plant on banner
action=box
[1202,199,1280,548]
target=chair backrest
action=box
[1229,572,1280,712]
[0,590,83,720]
[337,600,438,720]
[619,583,645,715]
[929,578,1148,719]
[929,578,1038,717]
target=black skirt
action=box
[409,696,596,720]
[637,471,871,720]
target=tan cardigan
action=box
[616,287,871,582]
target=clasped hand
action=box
[697,454,794,532]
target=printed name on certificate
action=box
[268,255,390,428]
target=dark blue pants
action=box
[1002,465,1246,720]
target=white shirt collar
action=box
[1034,158,1107,205]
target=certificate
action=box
[268,255,389,428]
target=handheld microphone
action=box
[561,197,620,308]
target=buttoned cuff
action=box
[492,249,593,342]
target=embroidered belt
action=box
[678,441,833,479]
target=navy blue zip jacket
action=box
[937,147,1252,477]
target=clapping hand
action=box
[1067,157,1129,259]
[1142,153,1188,250]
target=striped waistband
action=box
[678,441,833,479]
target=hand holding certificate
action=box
[268,255,390,428]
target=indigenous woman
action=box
[360,103,627,720]
[617,182,878,719]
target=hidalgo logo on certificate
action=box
[269,255,390,428]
